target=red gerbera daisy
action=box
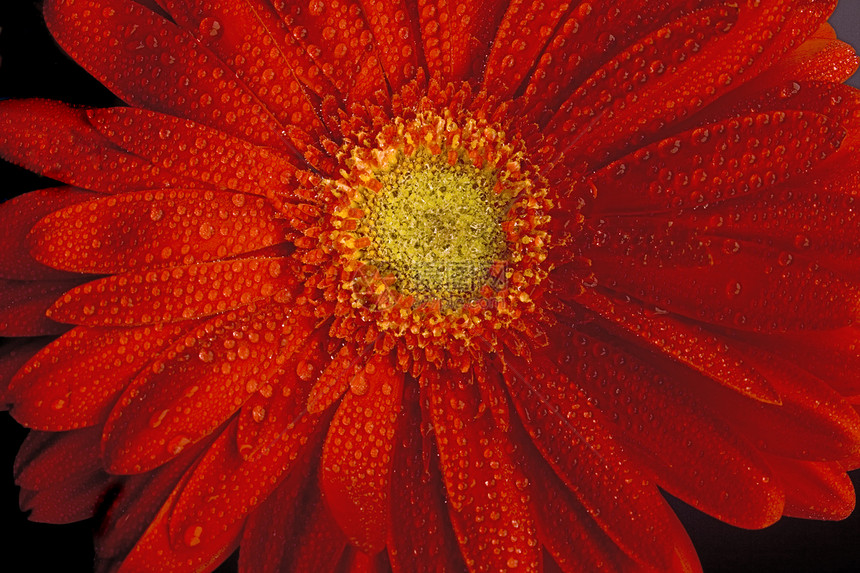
[2,0,860,571]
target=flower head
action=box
[2,0,860,572]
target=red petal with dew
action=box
[387,379,467,573]
[321,352,403,553]
[357,0,421,91]
[101,302,303,473]
[503,351,678,571]
[585,111,844,215]
[0,278,83,337]
[156,0,330,151]
[270,0,388,104]
[31,188,289,274]
[0,186,98,281]
[235,320,324,460]
[557,326,784,528]
[96,434,213,564]
[571,288,780,403]
[88,108,302,196]
[417,0,508,83]
[0,100,199,193]
[765,454,856,520]
[161,413,327,573]
[9,323,194,431]
[426,367,541,573]
[49,257,296,327]
[691,345,860,461]
[44,0,287,149]
[547,0,834,168]
[0,338,47,410]
[115,433,240,573]
[482,0,573,99]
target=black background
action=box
[1,1,860,571]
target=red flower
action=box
[2,0,860,571]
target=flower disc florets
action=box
[301,110,553,369]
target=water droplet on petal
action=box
[183,525,204,547]
[167,435,192,456]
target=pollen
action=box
[364,149,508,305]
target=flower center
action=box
[306,109,553,362]
[364,151,508,305]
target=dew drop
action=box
[199,17,222,37]
[350,371,370,396]
[183,525,204,547]
[725,280,742,298]
[794,234,811,249]
[251,405,266,422]
[167,435,192,455]
[777,252,793,267]
[296,360,315,381]
[199,222,215,240]
[308,0,325,16]
[150,409,170,428]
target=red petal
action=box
[321,353,403,554]
[0,186,97,280]
[115,438,241,573]
[547,1,832,167]
[164,414,326,572]
[88,108,301,197]
[48,257,295,327]
[44,0,286,149]
[357,0,421,91]
[9,323,193,431]
[692,344,860,461]
[572,287,781,404]
[156,0,329,149]
[760,22,859,84]
[426,367,541,573]
[545,4,740,166]
[417,0,507,83]
[555,327,783,529]
[19,473,114,525]
[693,81,860,148]
[695,176,860,281]
[765,454,856,520]
[745,328,860,397]
[0,338,46,410]
[520,0,713,122]
[14,426,102,491]
[503,351,676,571]
[15,427,115,525]
[482,1,573,99]
[96,433,213,563]
[31,189,288,274]
[515,427,632,573]
[271,0,388,104]
[588,242,858,332]
[307,343,368,414]
[240,478,348,573]
[101,302,300,473]
[237,468,314,573]
[234,326,323,461]
[0,278,82,337]
[0,100,199,193]
[388,379,466,573]
[339,549,394,573]
[586,111,845,215]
